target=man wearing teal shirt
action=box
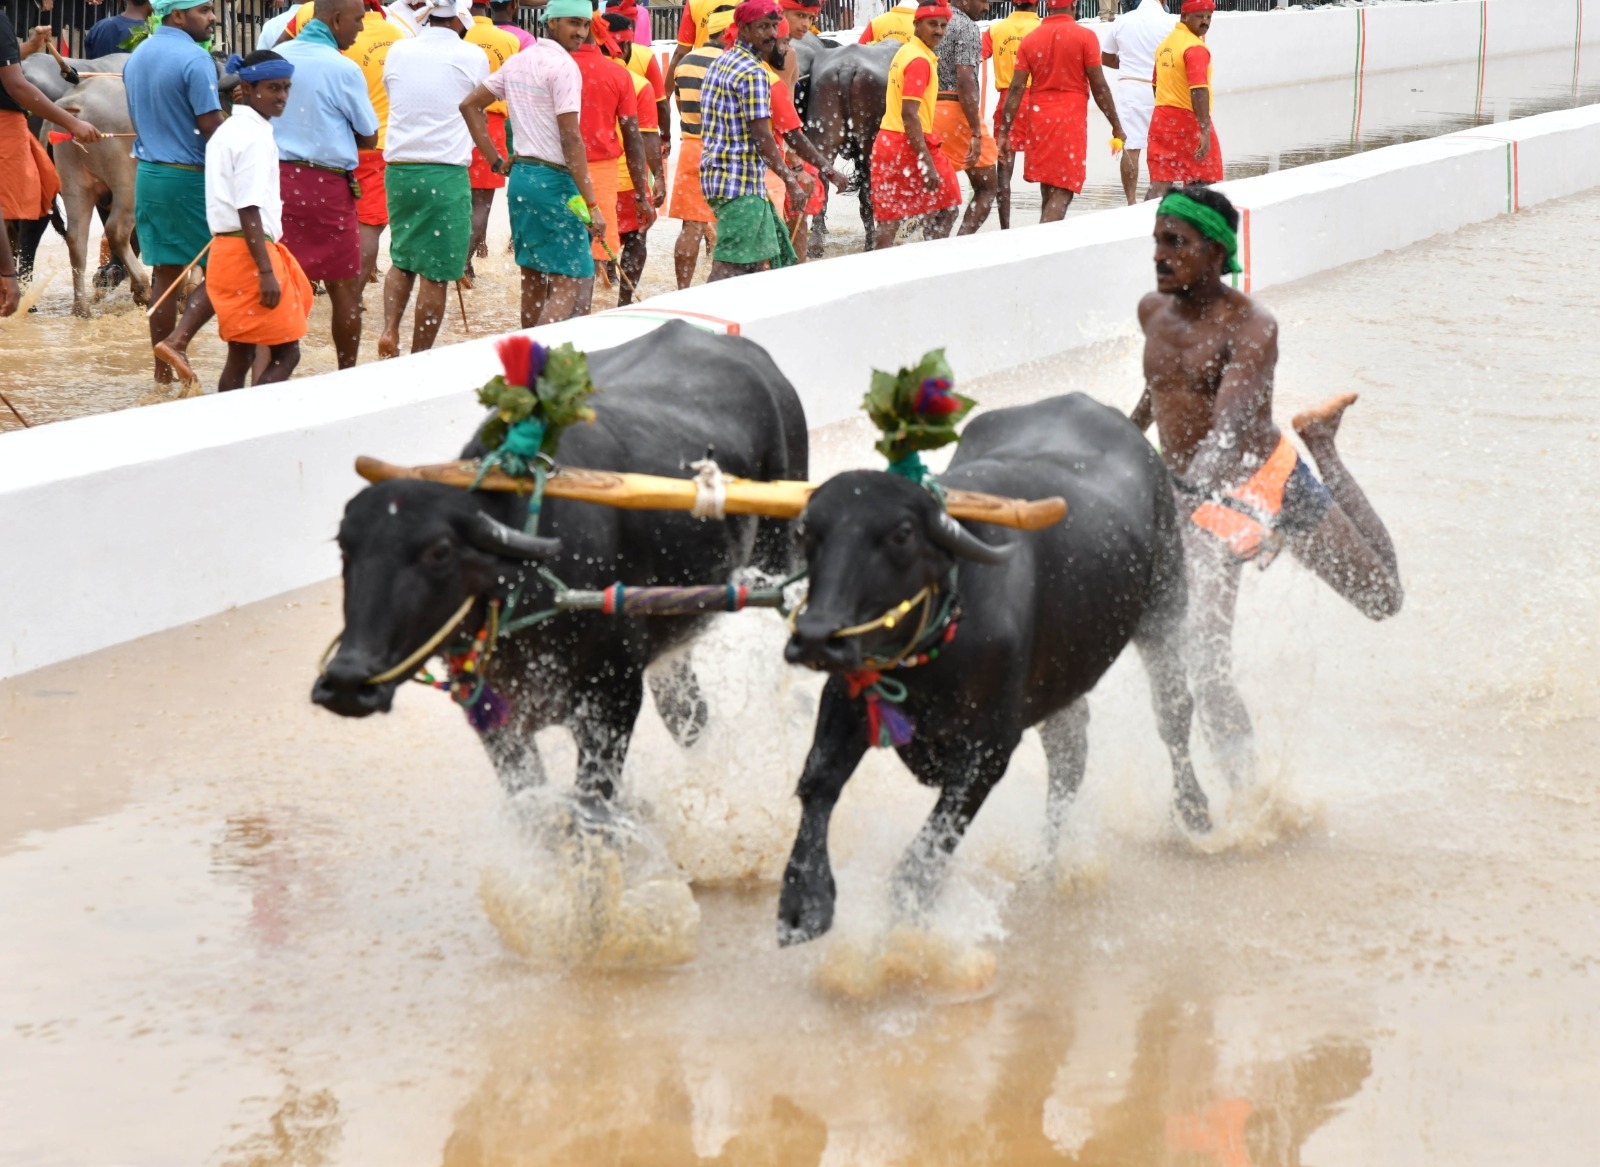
[273,0,379,368]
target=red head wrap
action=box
[733,0,781,22]
[590,10,621,53]
[915,0,953,17]
[780,0,820,10]
[1044,0,1075,9]
[605,0,638,13]
[1180,0,1215,11]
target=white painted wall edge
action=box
[3,102,1599,679]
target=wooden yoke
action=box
[354,457,1068,532]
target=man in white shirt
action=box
[377,0,489,357]
[1100,0,1175,203]
[384,0,432,37]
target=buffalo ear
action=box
[463,512,562,561]
[928,512,1015,565]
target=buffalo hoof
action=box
[1174,789,1212,834]
[92,262,127,290]
[71,301,92,319]
[777,874,834,947]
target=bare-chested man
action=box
[1130,184,1403,787]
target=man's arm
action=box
[1101,50,1119,69]
[617,116,656,229]
[196,109,226,141]
[558,110,605,240]
[752,113,806,208]
[237,205,282,308]
[956,61,982,168]
[1181,308,1278,494]
[0,64,102,141]
[460,83,508,172]
[900,98,939,192]
[1191,86,1211,159]
[1086,63,1122,143]
[642,127,665,206]
[1128,387,1153,432]
[0,207,18,318]
[783,126,848,191]
[995,65,1027,154]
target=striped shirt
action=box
[699,39,771,201]
[672,43,723,140]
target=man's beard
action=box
[768,42,787,67]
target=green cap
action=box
[545,0,593,17]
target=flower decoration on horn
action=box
[862,348,975,483]
[476,336,598,474]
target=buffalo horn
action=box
[464,512,563,560]
[929,512,1016,564]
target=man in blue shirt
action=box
[273,0,379,369]
[122,0,223,386]
[83,0,152,58]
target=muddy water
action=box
[2,189,1598,1166]
[4,54,1595,431]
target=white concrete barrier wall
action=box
[3,102,1599,679]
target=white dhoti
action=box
[1114,77,1157,151]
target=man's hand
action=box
[995,129,1009,156]
[22,26,52,58]
[491,154,512,177]
[68,116,103,145]
[0,274,19,318]
[586,205,607,241]
[257,268,281,309]
[962,131,981,170]
[919,156,940,193]
[823,165,849,193]
[1194,122,1211,162]
[651,173,667,208]
[783,173,807,213]
[635,192,657,229]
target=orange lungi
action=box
[588,155,622,260]
[207,234,314,346]
[667,135,714,223]
[0,111,61,221]
[933,97,998,172]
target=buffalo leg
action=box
[891,745,1011,919]
[105,197,148,305]
[483,726,549,795]
[570,673,645,803]
[648,654,708,749]
[1037,698,1089,854]
[1134,621,1212,834]
[59,170,96,318]
[778,679,869,946]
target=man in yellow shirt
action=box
[857,0,916,45]
[664,0,738,94]
[275,0,404,288]
[981,0,1037,228]
[869,0,959,249]
[1146,0,1221,197]
[464,1,521,278]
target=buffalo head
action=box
[311,480,560,718]
[785,470,1013,673]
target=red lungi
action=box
[469,112,509,190]
[354,149,388,227]
[1020,90,1089,192]
[279,162,362,282]
[870,129,960,221]
[993,89,1030,153]
[1146,106,1223,184]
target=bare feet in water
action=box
[1293,391,1359,449]
[377,331,400,360]
[153,340,197,386]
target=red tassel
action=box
[495,335,532,388]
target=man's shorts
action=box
[1188,434,1332,564]
[1113,79,1156,151]
[934,97,998,172]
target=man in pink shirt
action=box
[489,0,536,49]
[460,0,603,324]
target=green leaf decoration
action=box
[531,343,598,455]
[861,348,975,466]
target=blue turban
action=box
[225,53,296,82]
[152,0,212,17]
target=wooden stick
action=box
[144,238,212,319]
[455,280,468,329]
[0,389,30,428]
[355,457,1069,532]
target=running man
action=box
[996,0,1121,224]
[933,0,997,236]
[698,0,805,280]
[980,0,1038,230]
[1130,186,1403,787]
[1146,0,1220,198]
[869,0,960,250]
[378,0,487,356]
[459,0,603,325]
[1100,0,1174,204]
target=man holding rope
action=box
[460,0,603,325]
[124,0,223,386]
[1132,185,1403,788]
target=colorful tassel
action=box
[466,683,511,732]
[494,334,548,390]
[912,376,962,416]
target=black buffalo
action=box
[312,321,808,800]
[779,394,1211,944]
[803,40,897,253]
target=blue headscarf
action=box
[151,0,212,17]
[225,52,296,82]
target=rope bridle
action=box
[316,594,479,686]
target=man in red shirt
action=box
[571,19,654,299]
[996,0,1123,223]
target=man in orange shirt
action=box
[869,0,960,249]
[996,0,1122,223]
[572,19,653,299]
[1146,0,1221,197]
[980,0,1038,228]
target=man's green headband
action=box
[545,0,593,17]
[1157,191,1242,275]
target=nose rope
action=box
[316,595,478,686]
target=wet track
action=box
[2,188,1596,1164]
[1,48,1595,427]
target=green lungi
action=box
[708,194,796,269]
[507,158,594,279]
[386,162,472,283]
[134,160,210,268]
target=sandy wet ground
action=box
[1,189,1597,1165]
[3,50,1594,429]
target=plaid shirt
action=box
[699,40,773,201]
